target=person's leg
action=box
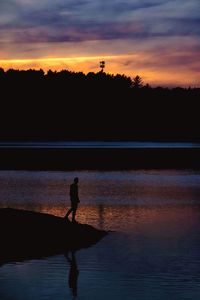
[72,205,78,222]
[65,207,73,219]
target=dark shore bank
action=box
[0,208,107,265]
[0,147,200,170]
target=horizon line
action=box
[0,57,199,88]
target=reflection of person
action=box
[65,251,79,299]
[65,177,80,223]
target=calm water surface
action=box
[0,141,200,148]
[0,170,200,300]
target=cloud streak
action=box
[1,0,199,42]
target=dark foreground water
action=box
[0,170,200,300]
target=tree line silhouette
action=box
[0,68,199,141]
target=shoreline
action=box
[0,208,107,265]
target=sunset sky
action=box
[0,0,200,86]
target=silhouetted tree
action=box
[0,68,4,76]
[0,67,199,142]
[132,75,143,88]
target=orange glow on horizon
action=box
[0,53,199,87]
[0,54,130,64]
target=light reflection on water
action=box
[0,170,200,300]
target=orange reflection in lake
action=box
[5,202,200,240]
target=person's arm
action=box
[77,186,80,202]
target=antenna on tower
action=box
[100,61,105,72]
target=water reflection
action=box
[1,170,200,300]
[65,251,79,299]
[98,205,105,230]
[0,170,200,209]
[1,203,199,234]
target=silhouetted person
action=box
[65,177,80,222]
[65,251,79,299]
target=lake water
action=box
[1,169,200,300]
[0,141,200,149]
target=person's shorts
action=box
[71,203,78,210]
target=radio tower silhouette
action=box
[99,61,105,72]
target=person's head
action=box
[74,177,79,184]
